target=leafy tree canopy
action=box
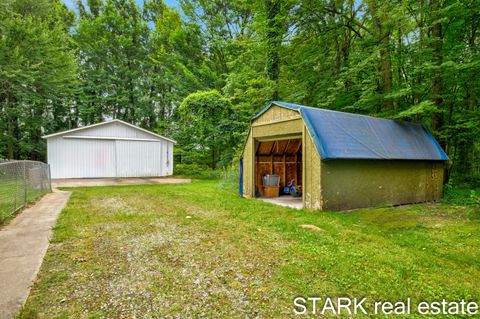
[0,0,478,182]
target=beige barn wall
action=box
[242,104,303,199]
[252,119,303,139]
[303,126,322,209]
[320,160,444,211]
[242,129,254,198]
[254,105,301,125]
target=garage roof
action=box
[42,119,176,144]
[254,101,448,161]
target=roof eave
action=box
[42,120,119,139]
[42,119,176,144]
[251,101,302,120]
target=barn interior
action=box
[255,138,303,208]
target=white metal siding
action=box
[71,122,153,139]
[48,137,116,178]
[115,140,163,177]
[47,121,174,179]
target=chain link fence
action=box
[0,160,52,224]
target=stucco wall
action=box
[320,160,444,211]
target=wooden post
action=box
[256,151,259,190]
[302,129,305,206]
[270,141,275,175]
[282,140,290,188]
[294,153,298,184]
[295,139,302,185]
[271,154,274,174]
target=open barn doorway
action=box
[254,138,303,209]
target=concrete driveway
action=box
[52,177,191,188]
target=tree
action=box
[0,0,77,160]
[265,0,282,99]
[1,0,479,180]
[75,0,150,125]
[174,90,245,168]
[146,0,209,133]
[367,0,394,110]
[428,0,444,139]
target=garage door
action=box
[115,140,163,177]
[50,139,116,178]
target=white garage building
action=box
[43,119,175,179]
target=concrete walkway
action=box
[52,177,191,188]
[0,191,71,319]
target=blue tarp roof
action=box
[254,101,448,161]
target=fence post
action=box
[14,163,18,211]
[23,161,27,208]
[48,164,52,191]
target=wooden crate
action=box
[263,186,280,198]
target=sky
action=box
[63,0,180,13]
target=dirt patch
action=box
[299,224,324,232]
[52,177,191,188]
[93,197,133,212]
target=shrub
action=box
[443,182,480,207]
[174,164,221,179]
[216,164,240,191]
[453,173,480,188]
[173,163,241,187]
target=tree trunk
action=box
[369,0,393,110]
[265,0,282,100]
[342,27,352,92]
[429,0,444,142]
[7,114,14,159]
[458,17,479,174]
[5,84,15,159]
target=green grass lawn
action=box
[0,180,25,225]
[0,179,50,225]
[19,180,480,318]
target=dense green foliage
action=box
[173,90,245,167]
[1,0,479,181]
[0,0,77,160]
